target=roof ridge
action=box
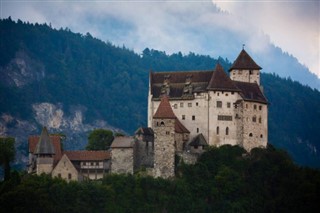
[229,49,262,71]
[153,95,177,119]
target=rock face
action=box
[0,51,45,87]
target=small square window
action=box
[182,115,185,120]
[227,102,231,108]
[174,104,178,109]
[188,103,192,107]
[217,101,222,108]
[180,103,184,107]
[192,115,195,120]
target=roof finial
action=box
[242,44,245,50]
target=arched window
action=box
[160,121,165,126]
[249,133,253,137]
[226,127,229,135]
[216,126,219,135]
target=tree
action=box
[86,129,114,150]
[0,137,15,181]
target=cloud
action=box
[212,0,320,77]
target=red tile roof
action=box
[153,96,177,119]
[229,49,262,71]
[64,150,111,161]
[207,63,240,92]
[175,119,190,133]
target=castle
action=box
[28,49,268,180]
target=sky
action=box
[1,0,319,77]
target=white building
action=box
[148,49,268,151]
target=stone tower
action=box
[153,96,176,179]
[229,49,262,85]
[34,126,55,174]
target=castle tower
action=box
[153,96,176,179]
[34,127,55,174]
[229,49,262,85]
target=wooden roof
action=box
[28,134,62,165]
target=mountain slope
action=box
[0,18,319,168]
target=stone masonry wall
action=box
[111,148,133,174]
[153,118,175,179]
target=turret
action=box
[229,49,262,85]
[34,127,55,174]
[153,96,176,178]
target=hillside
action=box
[0,18,320,168]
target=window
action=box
[254,104,257,110]
[182,115,185,120]
[192,115,195,120]
[160,121,165,126]
[225,93,228,96]
[249,70,253,75]
[188,103,192,107]
[166,131,170,135]
[252,116,257,122]
[197,128,199,133]
[249,133,253,137]
[231,92,234,95]
[226,127,229,135]
[173,104,178,109]
[196,102,199,106]
[227,102,231,108]
[260,134,263,138]
[259,117,262,123]
[180,103,184,107]
[217,101,222,108]
[216,126,219,135]
[68,173,72,180]
[217,92,220,96]
[58,173,61,178]
[259,105,262,110]
[218,115,233,121]
[246,104,248,108]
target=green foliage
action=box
[0,146,319,212]
[0,137,15,181]
[86,129,114,150]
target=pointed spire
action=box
[34,127,55,155]
[207,63,240,91]
[229,49,262,71]
[153,96,176,119]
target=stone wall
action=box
[242,101,268,151]
[153,118,175,178]
[52,155,79,182]
[36,156,53,175]
[111,148,134,174]
[134,139,154,170]
[230,69,260,85]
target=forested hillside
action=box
[1,145,319,212]
[0,18,320,168]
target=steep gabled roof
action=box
[234,81,268,104]
[29,135,62,165]
[175,119,190,134]
[64,151,111,161]
[207,63,240,92]
[34,127,55,155]
[153,96,176,119]
[229,49,262,71]
[189,134,208,147]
